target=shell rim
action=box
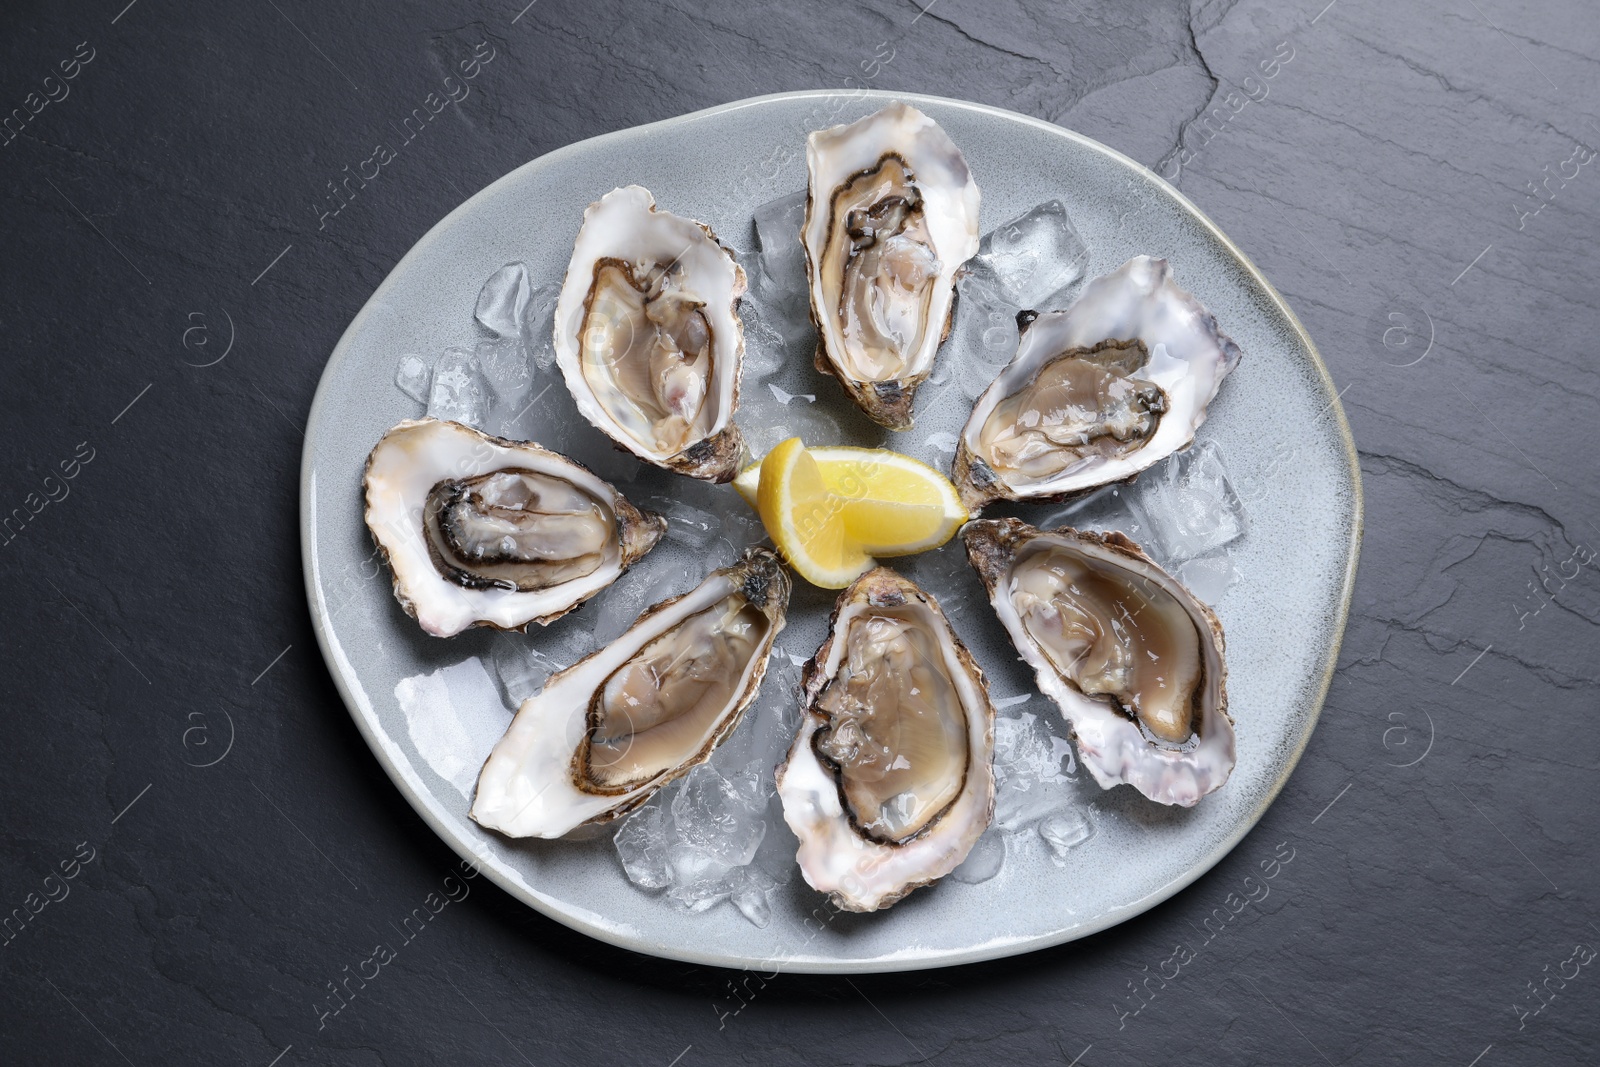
[776,566,997,912]
[299,88,1365,975]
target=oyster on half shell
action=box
[803,102,981,430]
[777,568,995,912]
[964,518,1234,807]
[471,547,791,838]
[554,185,747,482]
[954,256,1241,511]
[363,418,665,637]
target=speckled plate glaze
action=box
[300,90,1361,973]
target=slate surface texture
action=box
[2,1,1596,1065]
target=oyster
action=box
[964,519,1234,807]
[777,568,995,912]
[803,102,981,430]
[363,418,665,637]
[953,256,1241,511]
[554,185,747,482]
[471,547,791,838]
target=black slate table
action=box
[4,2,1597,1064]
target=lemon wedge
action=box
[748,440,969,587]
[829,450,969,556]
[756,438,875,589]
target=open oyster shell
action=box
[363,418,665,637]
[964,518,1234,807]
[471,547,791,838]
[554,185,747,482]
[777,568,996,912]
[953,256,1241,511]
[802,102,981,430]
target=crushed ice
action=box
[649,496,724,550]
[426,347,494,427]
[394,354,431,404]
[945,200,1091,403]
[613,654,804,926]
[401,262,564,436]
[1040,440,1250,605]
[972,199,1089,309]
[751,189,809,298]
[475,262,532,338]
[393,658,512,797]
[992,706,1097,868]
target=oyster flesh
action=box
[471,547,791,838]
[777,568,995,912]
[363,418,665,637]
[964,518,1233,807]
[554,185,747,482]
[953,256,1241,511]
[803,102,981,430]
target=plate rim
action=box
[299,87,1364,974]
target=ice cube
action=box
[714,654,801,782]
[785,400,841,448]
[730,867,775,929]
[525,283,561,369]
[1125,441,1249,564]
[743,402,841,457]
[621,767,775,916]
[1175,552,1235,606]
[488,639,562,707]
[994,713,1048,772]
[1037,485,1148,543]
[650,497,722,550]
[740,298,792,383]
[501,374,576,450]
[475,337,533,431]
[950,827,1006,884]
[950,264,1024,400]
[476,262,532,338]
[744,420,795,458]
[665,842,734,911]
[992,710,1078,832]
[1038,809,1095,862]
[741,282,817,394]
[717,506,770,560]
[753,189,809,295]
[671,765,766,868]
[897,533,984,619]
[974,200,1088,309]
[614,802,671,889]
[589,564,680,647]
[392,658,509,798]
[427,347,495,427]
[394,353,431,404]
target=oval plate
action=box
[300,90,1361,973]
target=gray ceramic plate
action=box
[300,89,1361,973]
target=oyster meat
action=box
[777,568,995,912]
[471,547,791,838]
[954,256,1241,511]
[803,102,981,430]
[554,185,747,481]
[964,518,1234,807]
[363,418,665,637]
